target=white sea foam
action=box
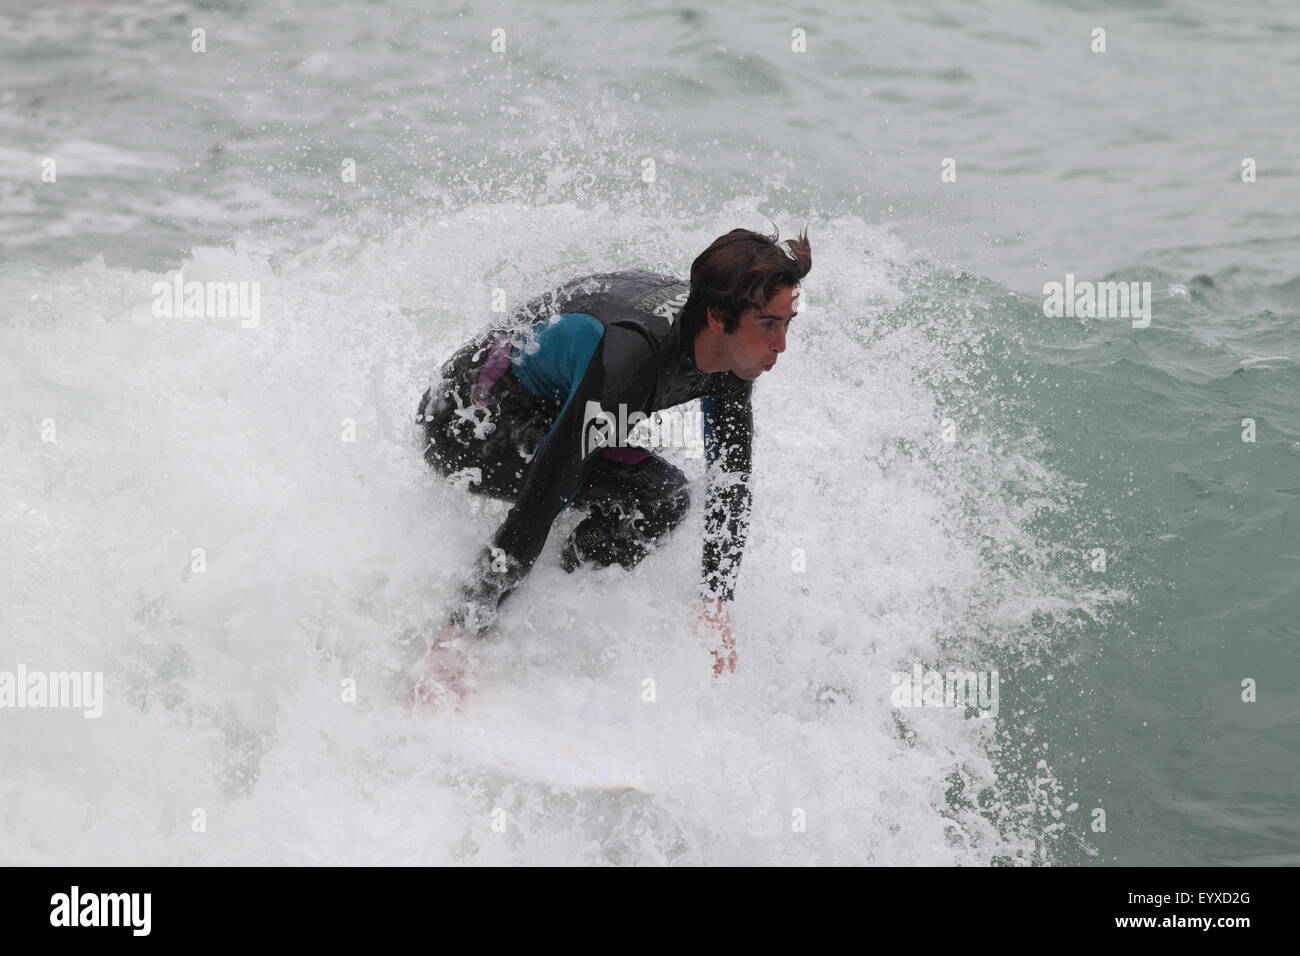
[0,203,1101,864]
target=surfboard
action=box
[437,726,648,793]
[410,698,650,794]
[398,655,651,792]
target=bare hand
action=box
[694,599,737,678]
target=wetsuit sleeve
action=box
[447,319,659,635]
[700,382,754,604]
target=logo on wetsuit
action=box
[581,400,649,459]
[634,285,689,323]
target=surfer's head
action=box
[683,225,811,380]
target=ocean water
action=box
[1,0,1296,865]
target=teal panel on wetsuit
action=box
[510,312,606,511]
[510,313,605,402]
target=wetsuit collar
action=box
[668,320,701,375]
[647,317,714,411]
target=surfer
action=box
[411,226,811,708]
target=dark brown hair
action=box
[680,225,812,340]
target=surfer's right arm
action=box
[691,383,753,677]
[444,316,657,635]
[700,383,754,604]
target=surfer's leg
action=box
[418,372,555,501]
[560,449,691,572]
[419,359,690,572]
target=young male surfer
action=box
[413,226,811,707]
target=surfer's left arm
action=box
[445,320,657,637]
[698,383,753,675]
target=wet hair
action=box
[680,224,812,340]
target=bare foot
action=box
[407,625,470,715]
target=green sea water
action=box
[1,0,1295,864]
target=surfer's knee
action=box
[663,479,691,529]
[638,460,691,535]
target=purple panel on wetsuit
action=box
[472,333,514,403]
[600,446,650,464]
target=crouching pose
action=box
[414,226,811,706]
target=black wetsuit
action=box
[417,270,754,635]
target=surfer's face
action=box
[727,283,797,380]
